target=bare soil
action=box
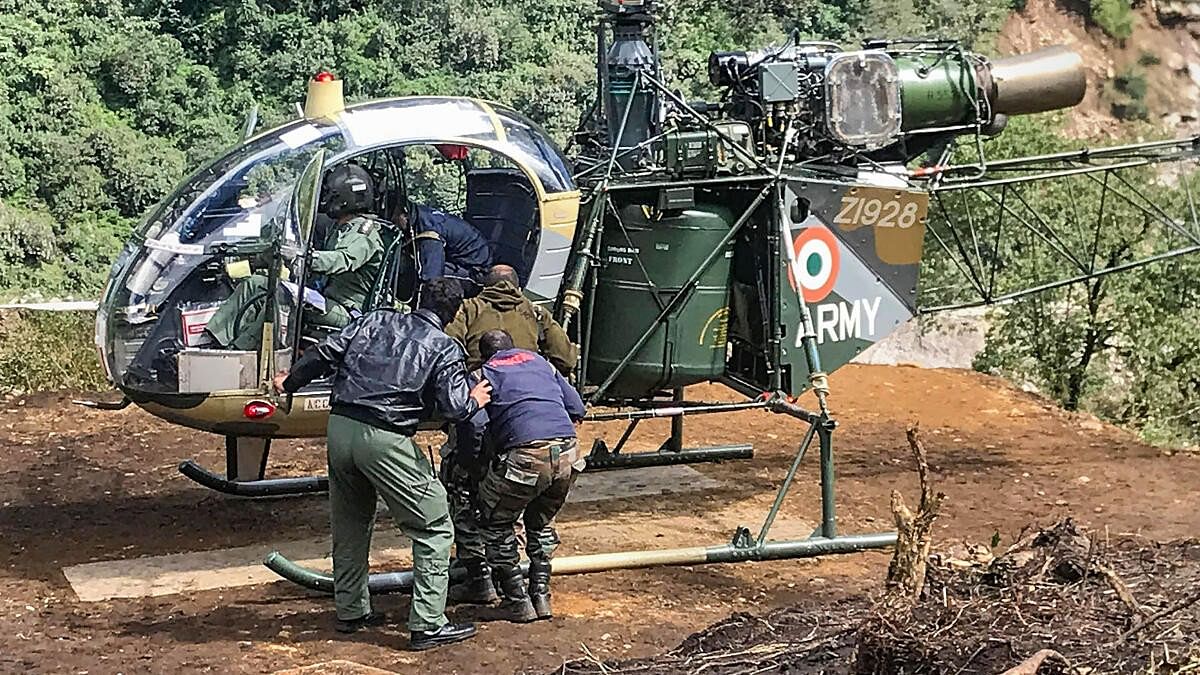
[1,364,1198,674]
[551,520,1200,674]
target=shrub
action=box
[0,310,107,393]
[1089,0,1134,40]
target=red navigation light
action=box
[314,71,336,83]
[243,400,276,420]
[436,144,470,161]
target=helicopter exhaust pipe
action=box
[985,46,1086,117]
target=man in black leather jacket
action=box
[273,278,491,652]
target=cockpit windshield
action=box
[121,123,346,305]
[96,96,577,395]
[98,119,346,390]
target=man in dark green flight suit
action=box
[205,163,385,350]
[273,278,490,651]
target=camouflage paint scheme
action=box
[778,179,929,395]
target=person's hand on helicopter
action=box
[272,369,290,394]
[469,378,492,409]
[280,244,300,264]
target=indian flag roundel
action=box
[788,226,840,303]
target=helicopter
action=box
[82,0,1200,582]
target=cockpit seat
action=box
[463,168,539,287]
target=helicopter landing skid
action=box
[262,395,897,592]
[583,420,752,471]
[177,436,329,498]
[178,429,751,498]
[582,388,757,471]
[177,460,330,497]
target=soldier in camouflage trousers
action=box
[465,330,586,622]
[441,264,576,606]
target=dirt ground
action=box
[1,364,1198,674]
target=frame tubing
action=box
[589,186,772,401]
[756,421,816,545]
[262,532,897,595]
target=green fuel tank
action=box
[586,202,733,398]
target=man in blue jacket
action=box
[468,329,586,623]
[395,201,493,299]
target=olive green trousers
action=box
[326,414,452,632]
[206,274,353,350]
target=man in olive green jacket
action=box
[444,264,575,375]
[440,264,578,606]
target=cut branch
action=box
[883,423,947,606]
[1000,649,1068,675]
[1117,587,1200,642]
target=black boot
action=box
[492,564,538,623]
[334,611,388,634]
[528,559,553,620]
[447,558,499,605]
[409,622,476,651]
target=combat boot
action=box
[528,559,553,620]
[446,558,499,605]
[492,565,538,623]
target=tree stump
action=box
[883,423,946,606]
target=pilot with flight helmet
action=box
[205,163,386,350]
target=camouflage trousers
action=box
[440,438,561,564]
[476,438,582,568]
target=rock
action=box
[1157,0,1200,23]
[1166,51,1188,71]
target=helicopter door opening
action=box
[364,143,542,306]
[463,167,540,287]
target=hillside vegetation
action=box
[0,0,1196,447]
[0,0,1018,299]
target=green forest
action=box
[0,0,1020,297]
[0,0,1196,447]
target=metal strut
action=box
[583,393,759,470]
[263,394,896,592]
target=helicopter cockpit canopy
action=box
[96,97,579,397]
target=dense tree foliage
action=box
[941,118,1200,446]
[0,0,1020,298]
